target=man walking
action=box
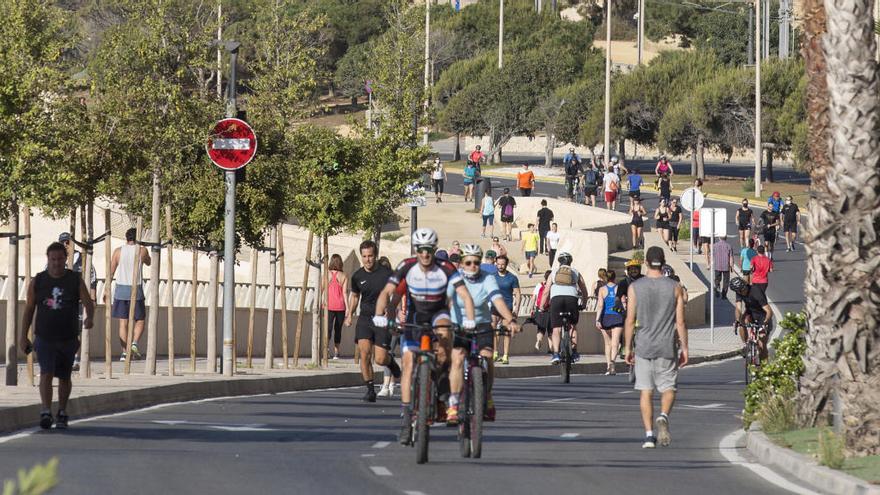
[583,163,600,207]
[498,188,516,242]
[711,236,734,299]
[750,245,773,293]
[492,255,521,365]
[624,247,688,449]
[603,166,620,211]
[536,199,554,254]
[346,240,401,401]
[20,242,95,429]
[781,196,800,251]
[108,227,151,360]
[517,163,535,197]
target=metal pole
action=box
[410,206,418,255]
[498,0,504,69]
[708,208,715,344]
[747,2,754,66]
[763,0,769,60]
[637,0,644,66]
[5,202,18,386]
[603,0,612,162]
[423,0,431,146]
[754,0,762,199]
[689,189,695,270]
[222,46,239,377]
[216,2,222,98]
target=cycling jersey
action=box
[447,272,502,325]
[389,257,464,316]
[741,285,769,323]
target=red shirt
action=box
[750,255,772,284]
[469,150,485,163]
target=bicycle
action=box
[390,321,456,464]
[456,325,509,459]
[740,321,766,384]
[557,311,576,384]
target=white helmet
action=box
[412,228,438,248]
[460,243,483,258]
[611,156,620,164]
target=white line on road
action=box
[617,390,636,394]
[718,429,821,495]
[361,454,376,457]
[680,403,726,410]
[560,433,580,439]
[370,466,393,477]
[543,397,576,403]
[728,380,745,384]
[404,491,428,495]
[372,441,391,449]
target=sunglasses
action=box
[416,246,436,254]
[462,260,480,266]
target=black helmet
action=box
[557,252,573,265]
[729,277,747,293]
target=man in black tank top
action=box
[20,242,95,430]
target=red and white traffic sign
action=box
[207,118,257,170]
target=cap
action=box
[435,249,449,261]
[645,246,666,268]
[485,250,497,258]
[58,232,72,242]
[449,253,462,263]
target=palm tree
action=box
[797,0,880,455]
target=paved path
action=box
[0,360,815,494]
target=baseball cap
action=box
[645,246,666,268]
[435,249,449,261]
[58,232,72,242]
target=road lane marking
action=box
[560,433,580,439]
[728,380,744,384]
[543,397,576,403]
[404,491,428,495]
[372,441,391,449]
[680,403,726,410]
[370,466,393,477]
[361,454,376,457]
[617,390,636,394]
[208,425,277,432]
[718,429,821,495]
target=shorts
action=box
[400,311,451,354]
[741,269,751,277]
[783,222,797,233]
[501,215,514,223]
[656,222,669,231]
[111,299,146,321]
[533,311,550,333]
[463,179,474,186]
[34,337,79,380]
[738,224,750,231]
[525,250,537,259]
[354,315,391,349]
[604,191,617,203]
[432,179,444,194]
[634,355,679,393]
[549,296,580,328]
[519,188,532,197]
[482,215,494,227]
[764,230,777,243]
[600,312,624,330]
[453,322,494,351]
[699,236,710,245]
[629,190,641,199]
[631,219,644,228]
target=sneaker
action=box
[388,383,397,398]
[445,405,460,426]
[642,436,657,449]
[550,353,561,365]
[399,417,413,446]
[55,411,69,430]
[130,343,142,359]
[572,351,581,363]
[655,415,671,447]
[39,412,53,430]
[484,399,496,422]
[119,352,127,362]
[377,384,390,398]
[332,354,339,361]
[363,387,377,403]
[493,351,501,362]
[501,355,509,365]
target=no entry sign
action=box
[207,118,257,170]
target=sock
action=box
[646,430,654,438]
[448,393,460,407]
[40,408,51,416]
[57,409,66,416]
[387,358,401,379]
[660,412,669,421]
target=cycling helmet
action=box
[460,243,483,258]
[557,252,573,265]
[729,277,747,293]
[611,156,620,164]
[435,249,449,261]
[625,259,642,268]
[661,264,675,277]
[411,227,438,248]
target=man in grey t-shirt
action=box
[624,246,689,449]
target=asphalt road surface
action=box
[0,360,815,494]
[443,172,806,317]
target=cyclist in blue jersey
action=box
[373,228,476,445]
[446,244,520,424]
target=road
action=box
[0,360,814,494]
[443,172,806,317]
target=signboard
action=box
[700,207,728,238]
[405,182,427,208]
[207,118,257,170]
[680,187,705,212]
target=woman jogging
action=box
[668,198,683,252]
[326,254,350,359]
[654,199,671,248]
[431,157,447,203]
[629,198,647,249]
[595,270,624,375]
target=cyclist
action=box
[372,228,476,445]
[730,277,773,361]
[539,252,589,364]
[654,155,673,179]
[564,149,582,199]
[446,244,521,425]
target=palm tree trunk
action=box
[798,0,880,455]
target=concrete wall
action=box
[642,231,707,327]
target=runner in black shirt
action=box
[346,241,399,402]
[536,200,554,254]
[759,203,781,259]
[735,199,754,248]
[781,196,800,252]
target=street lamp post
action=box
[754,0,762,199]
[423,0,430,146]
[603,0,612,159]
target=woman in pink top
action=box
[326,254,350,359]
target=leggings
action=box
[328,310,345,345]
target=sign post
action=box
[680,187,705,270]
[699,207,727,345]
[208,113,256,376]
[406,182,427,254]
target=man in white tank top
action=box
[108,228,151,360]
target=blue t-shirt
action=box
[494,271,520,308]
[741,247,757,271]
[480,263,498,275]
[767,197,783,212]
[464,165,477,183]
[629,174,643,192]
[447,272,502,325]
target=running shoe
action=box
[445,405,460,426]
[119,352,127,362]
[550,353,561,365]
[39,412,53,430]
[55,411,69,430]
[377,384,390,398]
[572,351,581,362]
[500,355,509,365]
[363,387,377,403]
[655,415,671,447]
[485,399,496,422]
[399,418,413,445]
[493,351,501,362]
[130,343,142,359]
[642,436,657,449]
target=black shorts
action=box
[519,188,532,197]
[111,299,146,321]
[533,311,550,333]
[764,230,777,243]
[34,337,79,380]
[629,190,641,199]
[699,236,710,245]
[354,315,391,349]
[738,224,750,231]
[600,312,625,330]
[584,186,598,196]
[632,219,644,228]
[453,323,494,351]
[501,215,514,223]
[550,296,580,328]
[783,222,797,233]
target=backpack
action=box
[584,169,598,187]
[502,201,514,217]
[554,266,577,286]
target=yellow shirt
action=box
[523,231,540,252]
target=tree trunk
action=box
[618,139,626,166]
[690,145,698,177]
[207,251,219,373]
[5,200,19,386]
[453,132,461,161]
[293,231,314,367]
[246,246,258,367]
[322,235,330,367]
[544,135,556,167]
[190,247,198,373]
[24,207,34,385]
[310,235,322,366]
[798,0,880,455]
[765,147,775,183]
[104,209,113,379]
[80,204,91,378]
[278,224,289,369]
[373,220,383,250]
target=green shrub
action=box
[3,458,58,495]
[678,222,691,241]
[743,311,807,430]
[818,429,846,469]
[381,232,405,242]
[757,388,798,434]
[743,177,755,193]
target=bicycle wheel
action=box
[561,331,572,384]
[459,372,472,458]
[470,366,485,459]
[416,360,432,464]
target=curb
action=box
[746,426,880,495]
[0,350,739,435]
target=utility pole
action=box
[221,41,241,376]
[778,0,790,59]
[637,0,645,65]
[747,2,754,65]
[762,0,769,60]
[754,0,762,198]
[496,0,504,164]
[423,0,431,146]
[216,2,222,98]
[603,0,612,160]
